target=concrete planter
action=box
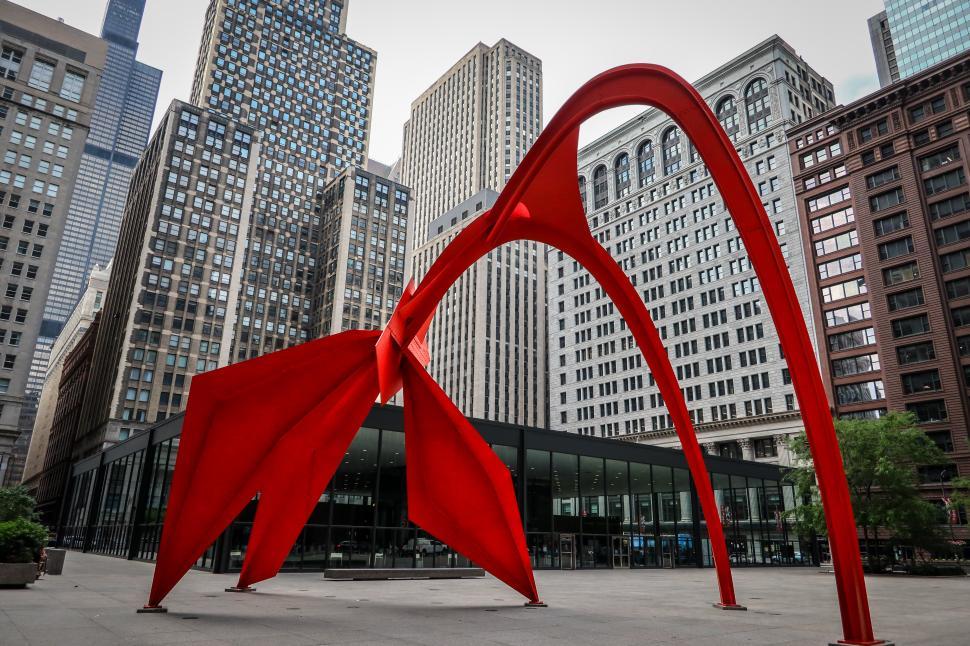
[46,548,66,575]
[0,562,38,587]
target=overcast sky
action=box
[20,0,886,164]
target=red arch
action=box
[145,65,882,646]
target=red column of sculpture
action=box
[143,62,883,646]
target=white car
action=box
[403,537,445,555]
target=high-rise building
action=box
[412,189,547,427]
[73,100,258,456]
[190,0,376,361]
[400,39,542,245]
[0,1,107,484]
[870,1,970,86]
[32,313,99,525]
[868,11,900,87]
[788,51,970,482]
[311,160,410,335]
[548,36,835,465]
[20,261,108,493]
[18,0,161,481]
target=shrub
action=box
[0,518,48,563]
[0,486,38,522]
[907,563,965,576]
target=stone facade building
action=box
[548,36,835,466]
[400,39,542,245]
[0,1,106,483]
[20,261,108,491]
[74,100,257,456]
[412,189,546,427]
[190,0,376,361]
[311,160,410,335]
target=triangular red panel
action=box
[401,353,538,603]
[148,331,380,606]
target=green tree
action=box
[786,412,948,570]
[0,485,39,522]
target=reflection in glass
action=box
[552,453,579,533]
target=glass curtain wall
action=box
[58,414,809,572]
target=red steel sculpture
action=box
[144,64,886,645]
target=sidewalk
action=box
[1,551,968,645]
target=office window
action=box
[877,236,914,260]
[906,400,947,423]
[869,187,904,212]
[896,341,935,365]
[831,353,880,377]
[27,59,54,92]
[828,327,876,352]
[901,369,941,395]
[865,166,899,189]
[944,273,970,299]
[920,144,960,172]
[887,287,924,312]
[882,261,918,286]
[934,219,970,246]
[940,248,970,273]
[0,47,22,80]
[924,169,966,197]
[891,313,929,338]
[836,380,884,405]
[929,194,970,221]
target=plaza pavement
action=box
[1,551,968,645]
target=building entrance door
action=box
[559,534,575,570]
[660,535,676,568]
[611,535,630,568]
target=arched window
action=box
[592,165,608,209]
[578,175,587,213]
[745,78,771,134]
[614,153,630,198]
[662,127,682,175]
[637,140,655,187]
[716,95,739,139]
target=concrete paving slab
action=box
[1,552,968,645]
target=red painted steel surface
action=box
[145,64,881,645]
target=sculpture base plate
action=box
[136,605,167,613]
[225,586,256,593]
[712,603,747,611]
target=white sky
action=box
[18,0,886,164]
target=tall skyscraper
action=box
[789,51,970,482]
[0,1,107,484]
[412,189,547,427]
[16,0,161,480]
[311,160,410,335]
[547,36,835,465]
[190,0,376,361]
[73,100,258,456]
[400,40,542,245]
[870,1,970,86]
[868,11,900,87]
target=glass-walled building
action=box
[57,404,810,573]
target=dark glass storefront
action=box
[57,405,810,573]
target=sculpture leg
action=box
[401,354,539,603]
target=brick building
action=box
[789,53,970,516]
